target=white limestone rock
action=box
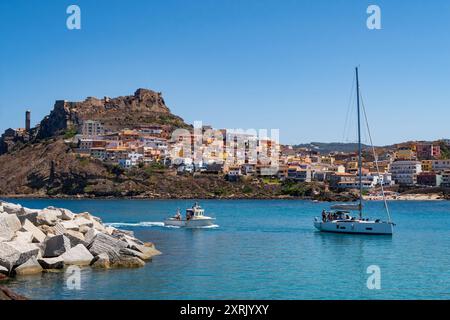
[78,225,91,234]
[105,226,116,235]
[84,228,100,244]
[0,241,40,272]
[64,230,87,247]
[0,213,22,242]
[119,248,147,261]
[88,233,127,263]
[112,256,145,268]
[73,216,94,228]
[91,252,110,269]
[0,201,159,273]
[22,219,46,243]
[38,256,64,269]
[38,225,53,235]
[112,228,135,238]
[92,219,107,233]
[60,220,79,231]
[126,241,161,261]
[123,234,144,245]
[36,208,60,226]
[14,256,43,275]
[2,203,24,215]
[14,231,33,243]
[61,244,94,266]
[52,222,66,235]
[16,208,40,224]
[58,208,74,221]
[76,212,94,220]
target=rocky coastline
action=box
[0,192,358,202]
[0,200,160,299]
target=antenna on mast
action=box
[356,67,363,219]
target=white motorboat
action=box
[313,67,395,235]
[164,202,216,228]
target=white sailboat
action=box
[314,67,395,235]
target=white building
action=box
[338,179,376,190]
[432,160,450,172]
[118,152,144,168]
[329,165,346,173]
[177,163,194,174]
[390,160,422,185]
[287,167,312,182]
[128,152,144,166]
[140,136,167,148]
[241,163,256,175]
[378,172,394,186]
[227,166,242,176]
[138,126,164,136]
[78,139,94,152]
[365,172,394,186]
[442,171,450,187]
[118,159,132,169]
[81,120,104,138]
[90,148,106,160]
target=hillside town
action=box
[1,94,449,199]
[54,115,450,192]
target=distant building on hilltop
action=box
[0,110,33,155]
[395,147,416,161]
[416,142,441,160]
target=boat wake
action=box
[105,222,219,229]
[105,221,172,228]
[199,224,220,229]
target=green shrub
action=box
[242,185,253,194]
[78,157,90,167]
[439,141,450,159]
[281,180,312,197]
[83,185,94,193]
[213,188,226,196]
[63,126,78,139]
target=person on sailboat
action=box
[175,208,181,220]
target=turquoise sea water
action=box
[2,199,450,300]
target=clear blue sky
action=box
[1,0,449,145]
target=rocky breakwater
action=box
[0,200,161,279]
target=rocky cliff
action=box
[0,88,194,197]
[36,88,189,140]
[0,88,351,200]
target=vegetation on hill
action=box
[439,141,450,159]
[292,142,371,154]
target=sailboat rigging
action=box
[313,67,395,235]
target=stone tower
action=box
[25,110,31,132]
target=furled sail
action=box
[330,204,361,211]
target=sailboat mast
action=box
[356,67,363,219]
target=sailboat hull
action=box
[314,219,393,235]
